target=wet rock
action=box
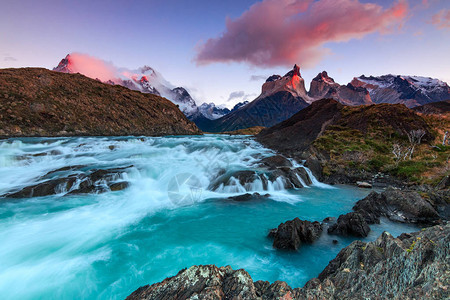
[2,166,132,198]
[353,188,442,225]
[305,224,450,299]
[269,217,323,250]
[3,176,78,198]
[109,181,129,191]
[209,170,268,190]
[227,192,270,202]
[128,224,450,300]
[41,165,86,178]
[259,155,292,169]
[327,212,371,237]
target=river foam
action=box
[0,135,418,299]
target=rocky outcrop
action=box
[0,68,201,137]
[126,265,295,300]
[128,224,450,300]
[309,71,372,106]
[268,217,323,250]
[198,65,310,132]
[209,155,313,191]
[327,212,371,237]
[2,166,132,198]
[353,188,445,225]
[227,192,270,202]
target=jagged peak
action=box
[283,64,302,78]
[53,54,72,73]
[266,75,282,82]
[312,71,336,84]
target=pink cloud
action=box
[195,0,409,68]
[68,53,118,82]
[430,9,450,29]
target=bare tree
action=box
[406,129,426,159]
[392,143,409,166]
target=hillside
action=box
[0,68,201,137]
[413,100,450,115]
[258,99,449,185]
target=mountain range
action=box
[54,54,245,122]
[53,55,449,133]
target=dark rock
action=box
[327,212,371,237]
[227,192,270,202]
[3,176,78,198]
[332,239,338,244]
[304,157,322,181]
[259,155,292,169]
[269,217,323,250]
[3,166,132,198]
[109,181,129,191]
[127,224,450,300]
[322,217,336,224]
[209,170,268,191]
[353,188,443,225]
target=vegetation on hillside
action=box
[314,104,449,185]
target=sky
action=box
[0,0,449,108]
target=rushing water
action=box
[0,135,419,299]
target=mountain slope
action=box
[0,68,201,137]
[257,99,447,184]
[54,54,201,117]
[198,65,310,132]
[351,74,450,107]
[309,71,372,106]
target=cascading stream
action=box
[0,135,418,300]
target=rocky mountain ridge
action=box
[197,64,449,132]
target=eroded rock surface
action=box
[268,217,323,250]
[327,212,371,237]
[353,188,444,225]
[128,224,450,300]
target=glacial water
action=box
[0,135,419,300]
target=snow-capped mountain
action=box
[53,54,201,117]
[198,103,230,120]
[309,71,372,106]
[351,75,450,107]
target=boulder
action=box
[127,224,450,300]
[269,217,323,250]
[356,181,372,188]
[353,188,442,225]
[2,166,132,198]
[327,212,371,237]
[227,192,270,202]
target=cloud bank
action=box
[195,0,409,68]
[68,53,118,82]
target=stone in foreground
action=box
[327,212,371,237]
[268,217,323,250]
[127,224,450,300]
